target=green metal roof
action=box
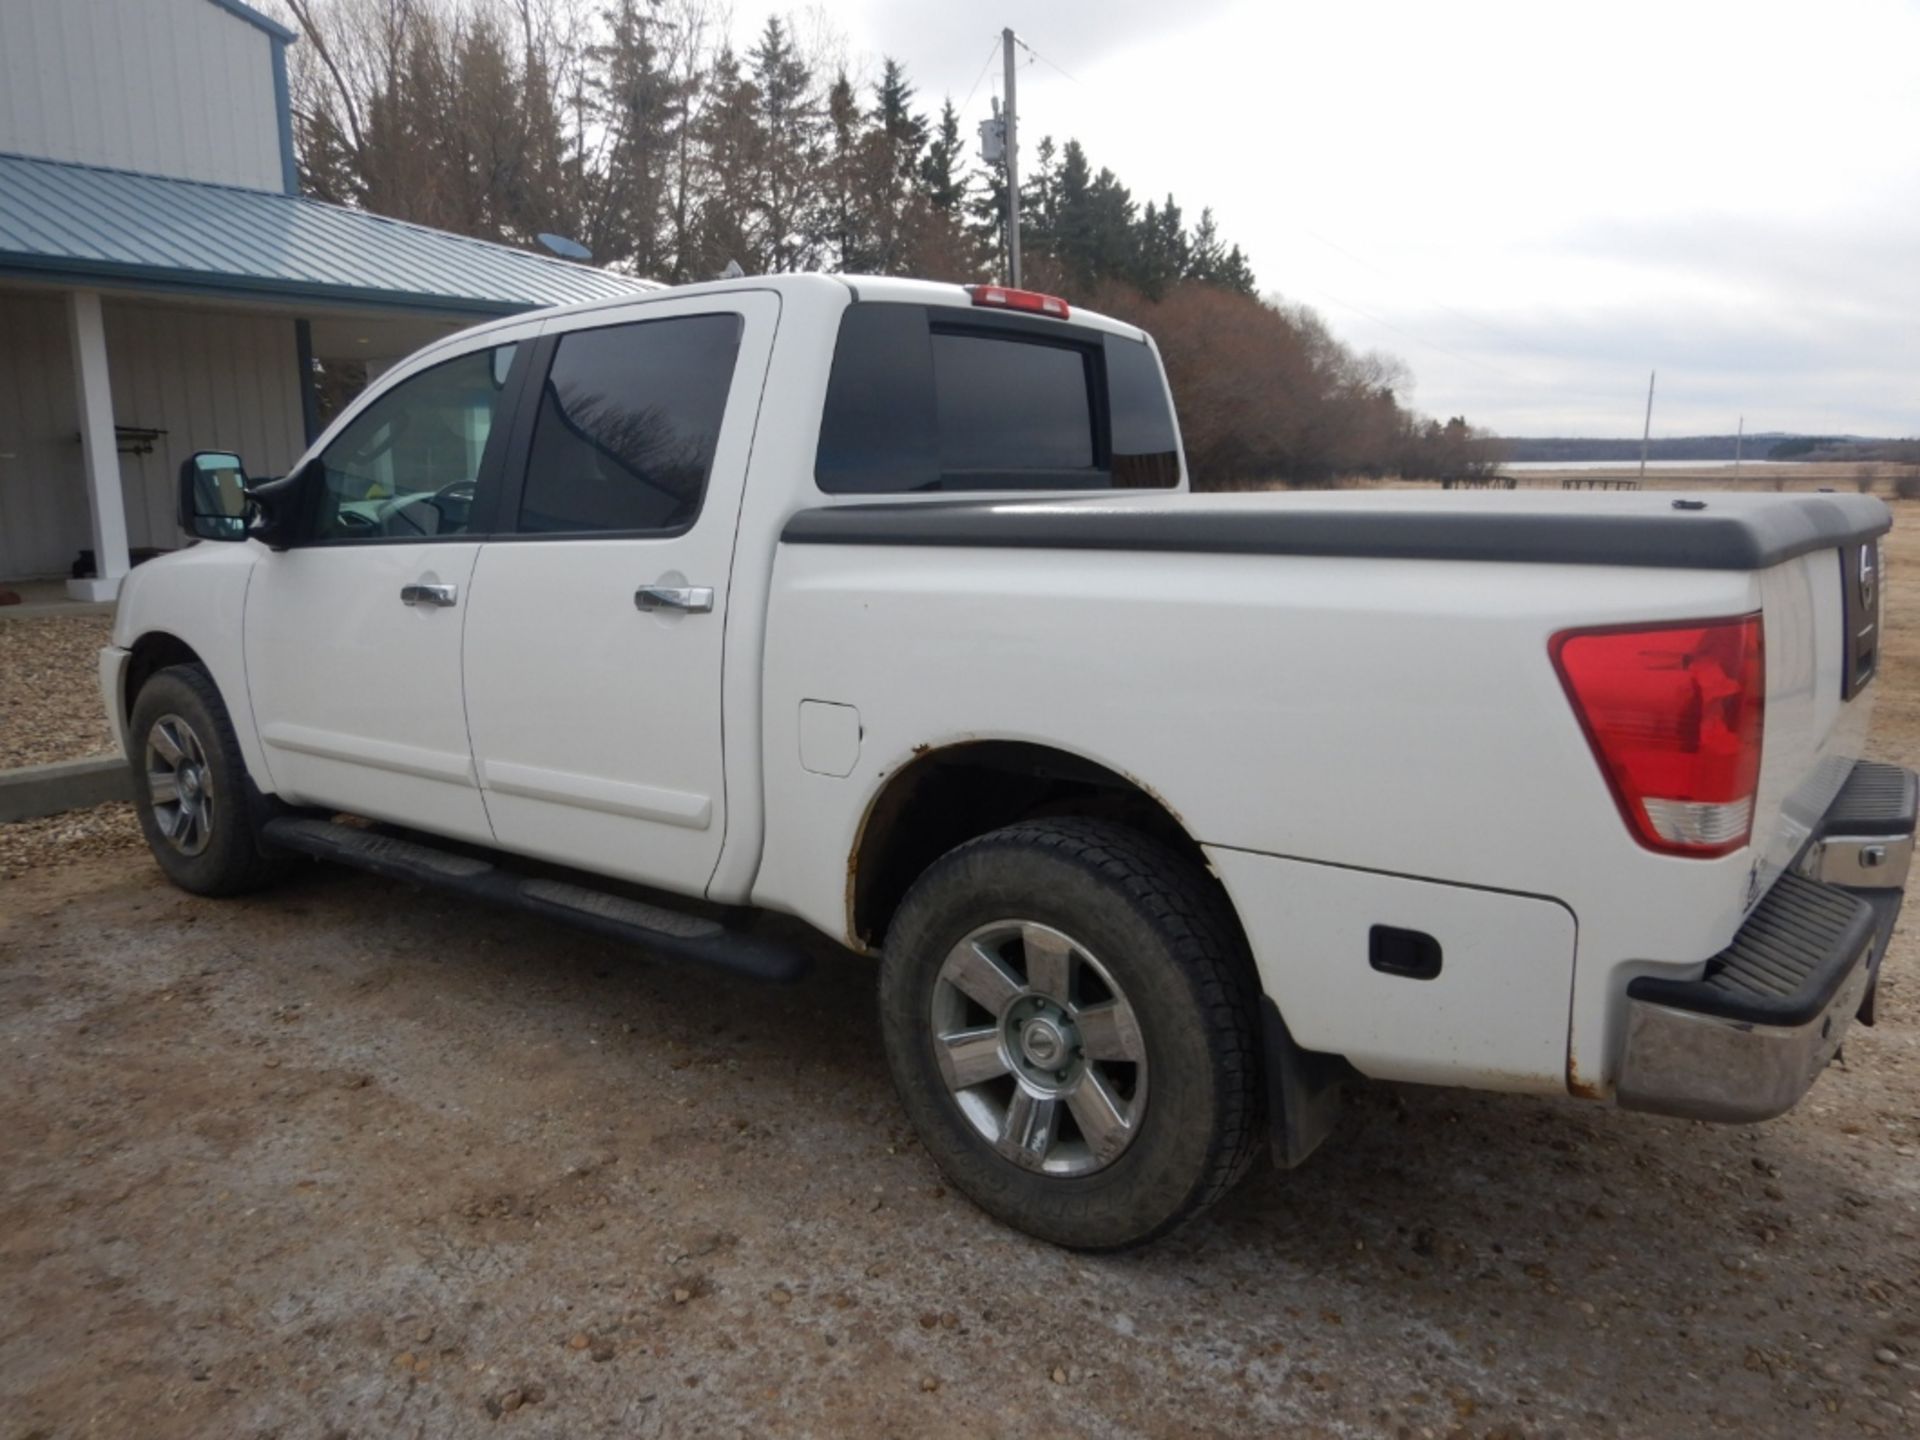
[0,151,657,316]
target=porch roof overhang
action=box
[0,150,658,318]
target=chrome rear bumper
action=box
[1616,760,1911,1124]
[1617,927,1876,1122]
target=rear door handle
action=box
[400,582,458,608]
[634,585,714,614]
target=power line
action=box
[1012,34,1080,86]
[959,36,1001,114]
[971,28,1631,418]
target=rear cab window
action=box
[815,302,1180,494]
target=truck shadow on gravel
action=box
[272,861,1888,1332]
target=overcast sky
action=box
[802,0,1918,439]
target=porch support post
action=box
[65,289,130,602]
[295,317,320,445]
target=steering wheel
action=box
[425,479,478,532]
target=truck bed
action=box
[785,487,1888,571]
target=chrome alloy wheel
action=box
[144,714,215,857]
[930,920,1149,1177]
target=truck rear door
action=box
[460,291,779,895]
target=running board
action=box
[261,816,810,984]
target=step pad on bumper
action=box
[1627,871,1875,1028]
[1618,871,1882,1124]
[1803,760,1917,888]
[1823,760,1918,836]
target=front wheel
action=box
[127,664,287,897]
[879,819,1265,1250]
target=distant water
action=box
[1504,459,1792,472]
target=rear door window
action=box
[516,313,742,535]
[815,303,1180,493]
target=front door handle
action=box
[634,585,714,614]
[400,582,458,608]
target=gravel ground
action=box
[1,855,1916,1439]
[4,512,1920,1437]
[0,613,117,767]
[0,800,143,882]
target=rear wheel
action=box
[128,665,287,896]
[879,819,1264,1250]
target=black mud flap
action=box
[1261,998,1350,1169]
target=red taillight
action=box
[965,284,1070,319]
[1550,614,1765,857]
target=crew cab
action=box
[104,274,1909,1250]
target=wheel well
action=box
[850,741,1213,949]
[124,633,205,717]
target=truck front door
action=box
[244,340,527,844]
[461,292,778,896]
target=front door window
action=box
[313,344,518,542]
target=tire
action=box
[879,818,1265,1250]
[127,663,288,897]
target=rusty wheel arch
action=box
[846,739,1216,952]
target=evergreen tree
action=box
[967,163,1010,275]
[1186,206,1225,284]
[822,70,876,271]
[1082,166,1137,285]
[515,28,580,256]
[748,16,825,273]
[920,99,966,213]
[1216,243,1257,295]
[1019,136,1060,263]
[1131,194,1188,299]
[297,103,358,207]
[872,58,928,181]
[1048,140,1095,286]
[684,43,758,277]
[586,0,682,275]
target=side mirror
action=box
[245,463,311,549]
[178,451,251,541]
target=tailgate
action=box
[1750,529,1888,900]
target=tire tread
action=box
[130,663,286,897]
[882,816,1266,1249]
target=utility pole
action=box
[1734,415,1744,476]
[1002,27,1021,287]
[1638,370,1656,481]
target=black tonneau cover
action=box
[783,492,1891,571]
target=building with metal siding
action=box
[0,0,654,595]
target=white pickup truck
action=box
[104,274,1909,1250]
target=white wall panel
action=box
[102,300,304,553]
[0,292,88,579]
[0,291,304,578]
[0,0,283,191]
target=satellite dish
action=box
[719,259,746,280]
[537,232,592,261]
